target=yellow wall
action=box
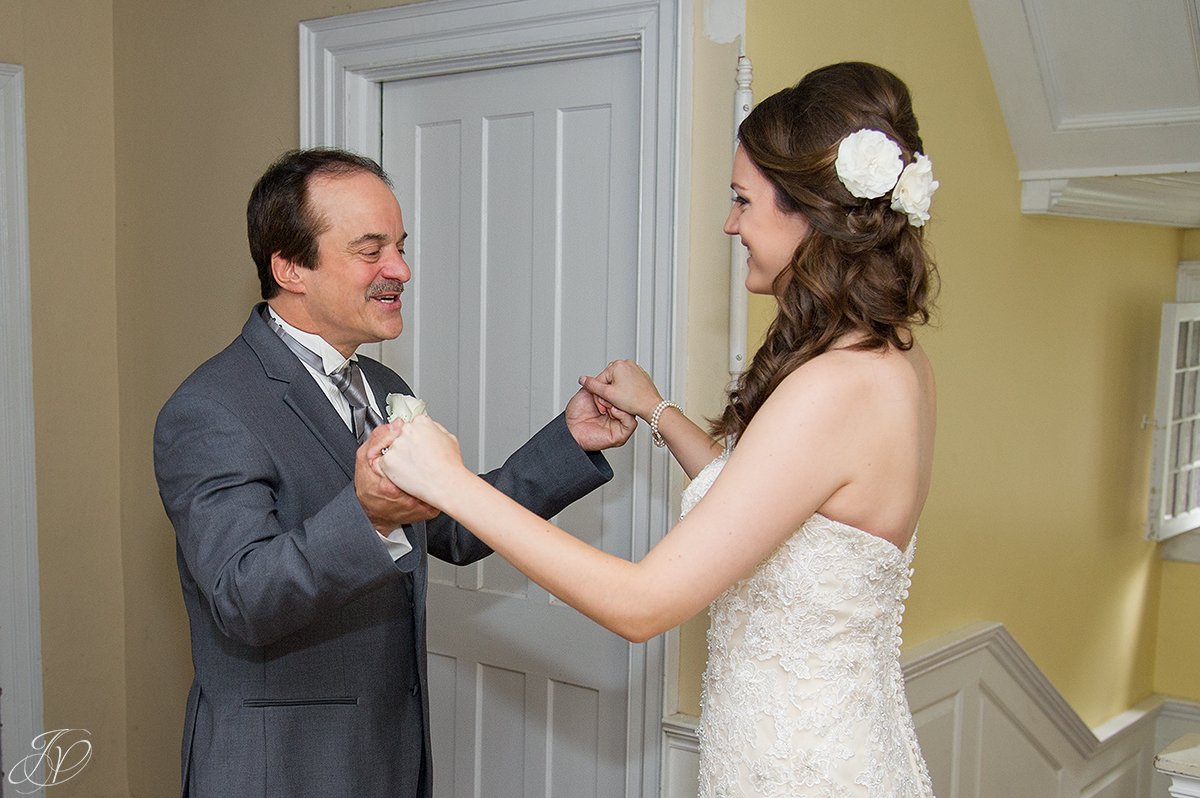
[1185,229,1200,260]
[1158,560,1200,698]
[739,1,1184,726]
[2,0,1194,793]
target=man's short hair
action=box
[247,148,392,299]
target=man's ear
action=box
[271,254,307,296]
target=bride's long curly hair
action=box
[711,62,939,442]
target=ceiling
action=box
[969,0,1200,228]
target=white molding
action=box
[1055,107,1200,132]
[660,712,700,798]
[1161,531,1200,561]
[658,622,1187,798]
[1020,163,1200,182]
[300,3,683,794]
[1176,261,1200,303]
[902,621,1104,756]
[1021,174,1200,228]
[0,62,44,782]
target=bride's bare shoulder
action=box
[778,343,928,394]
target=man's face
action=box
[295,171,411,357]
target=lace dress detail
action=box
[684,451,934,798]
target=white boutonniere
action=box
[386,393,427,422]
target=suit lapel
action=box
[242,304,358,479]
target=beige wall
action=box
[0,1,128,795]
[2,0,1194,794]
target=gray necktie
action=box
[330,359,385,443]
[268,315,385,443]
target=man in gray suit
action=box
[154,148,633,797]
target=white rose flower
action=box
[386,393,427,422]
[890,153,939,227]
[835,129,904,200]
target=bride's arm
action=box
[380,360,861,641]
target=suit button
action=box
[409,683,420,697]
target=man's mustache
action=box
[368,280,406,296]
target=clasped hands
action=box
[355,359,662,523]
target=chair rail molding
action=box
[969,0,1200,227]
[0,62,45,781]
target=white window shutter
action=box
[1149,302,1200,540]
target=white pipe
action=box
[729,55,753,378]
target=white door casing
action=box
[0,62,45,784]
[300,2,684,796]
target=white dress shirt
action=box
[268,307,413,559]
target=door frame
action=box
[299,1,689,794]
[0,62,45,779]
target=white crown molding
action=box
[1021,174,1200,228]
[1055,107,1200,132]
[0,62,45,781]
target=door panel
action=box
[381,50,642,797]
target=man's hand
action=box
[564,384,637,451]
[355,423,440,529]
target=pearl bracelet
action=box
[649,400,682,448]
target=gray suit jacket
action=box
[154,304,611,797]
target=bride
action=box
[378,61,939,797]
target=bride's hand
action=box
[378,416,467,507]
[580,359,663,421]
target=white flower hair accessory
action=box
[835,129,904,200]
[890,153,939,227]
[835,128,938,227]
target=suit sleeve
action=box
[154,392,396,647]
[426,412,613,565]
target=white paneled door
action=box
[381,50,644,797]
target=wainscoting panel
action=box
[659,621,1198,798]
[661,714,700,798]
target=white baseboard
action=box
[660,622,1199,798]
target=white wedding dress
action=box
[684,451,935,798]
